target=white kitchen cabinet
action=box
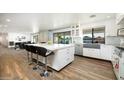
[116,13,124,25]
[38,31,48,42]
[100,44,114,60]
[83,44,115,60]
[71,25,79,36]
[120,57,124,79]
[83,48,101,58]
[83,48,91,57]
[71,24,83,44]
[71,24,82,37]
[112,49,124,80]
[45,46,74,71]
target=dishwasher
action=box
[75,44,83,56]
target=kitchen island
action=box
[28,44,75,71]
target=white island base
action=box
[31,44,75,71]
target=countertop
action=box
[106,44,124,50]
[26,44,74,51]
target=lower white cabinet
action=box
[83,44,114,61]
[83,48,101,59]
[111,50,124,80]
[120,55,124,79]
[100,44,114,60]
[39,46,74,71]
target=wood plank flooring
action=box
[0,46,116,80]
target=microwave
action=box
[117,28,124,36]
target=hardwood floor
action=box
[0,46,116,80]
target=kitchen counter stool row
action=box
[24,44,54,77]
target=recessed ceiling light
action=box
[6,19,11,22]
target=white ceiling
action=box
[0,13,116,32]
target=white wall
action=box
[0,32,8,47]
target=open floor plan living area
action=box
[0,13,124,80]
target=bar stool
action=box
[36,46,54,77]
[28,45,38,70]
[25,45,31,63]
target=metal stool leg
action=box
[40,57,52,77]
[44,57,49,77]
[27,51,29,63]
[33,54,39,70]
[29,53,34,65]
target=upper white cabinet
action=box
[71,24,82,37]
[71,24,83,44]
[116,13,124,25]
[38,31,48,42]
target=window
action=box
[93,27,105,43]
[53,31,72,44]
[83,28,92,43]
[83,26,105,44]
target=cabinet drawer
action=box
[83,48,92,57]
[83,48,100,58]
[100,45,114,60]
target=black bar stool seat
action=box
[28,45,39,70]
[25,45,37,66]
[36,46,54,77]
[24,45,31,63]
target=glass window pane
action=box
[93,27,105,44]
[83,29,92,43]
[53,31,71,44]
